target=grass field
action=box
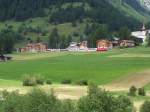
[0,47,150,87]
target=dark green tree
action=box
[0,28,21,53]
[77,83,133,112]
[93,24,109,40]
[60,35,67,49]
[119,26,131,40]
[49,28,60,49]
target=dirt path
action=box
[134,101,144,112]
[105,70,150,91]
[0,85,88,100]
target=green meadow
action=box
[0,47,150,86]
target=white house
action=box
[131,24,149,42]
[67,41,88,51]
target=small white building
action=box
[67,42,79,51]
[67,41,88,51]
[131,24,150,42]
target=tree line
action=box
[0,84,134,112]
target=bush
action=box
[140,101,150,112]
[138,87,146,96]
[1,89,61,112]
[128,86,137,96]
[115,96,133,112]
[22,75,45,86]
[76,80,88,86]
[22,75,37,86]
[26,89,60,112]
[35,75,44,85]
[46,79,52,85]
[61,79,72,84]
[61,100,75,112]
[1,91,25,112]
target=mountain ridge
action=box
[0,0,150,32]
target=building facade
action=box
[97,40,112,51]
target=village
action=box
[1,0,150,112]
[18,24,148,53]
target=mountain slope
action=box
[0,0,149,23]
[0,0,149,41]
[0,0,150,49]
[116,0,150,22]
[138,0,150,11]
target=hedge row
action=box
[22,75,88,86]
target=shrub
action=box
[35,75,44,85]
[61,79,72,84]
[26,89,60,112]
[115,96,133,112]
[46,79,52,85]
[1,91,25,112]
[140,101,150,112]
[76,80,88,86]
[61,100,75,112]
[128,86,137,96]
[22,75,37,86]
[22,75,45,86]
[138,87,146,96]
[1,89,61,112]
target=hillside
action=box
[0,0,150,50]
[138,0,150,11]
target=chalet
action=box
[97,40,112,51]
[20,43,47,53]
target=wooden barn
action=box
[20,43,47,53]
[97,40,112,51]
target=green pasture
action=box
[0,47,150,86]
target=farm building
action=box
[119,40,135,48]
[97,40,112,51]
[20,43,47,53]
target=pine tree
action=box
[49,27,60,49]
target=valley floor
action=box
[0,47,150,111]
